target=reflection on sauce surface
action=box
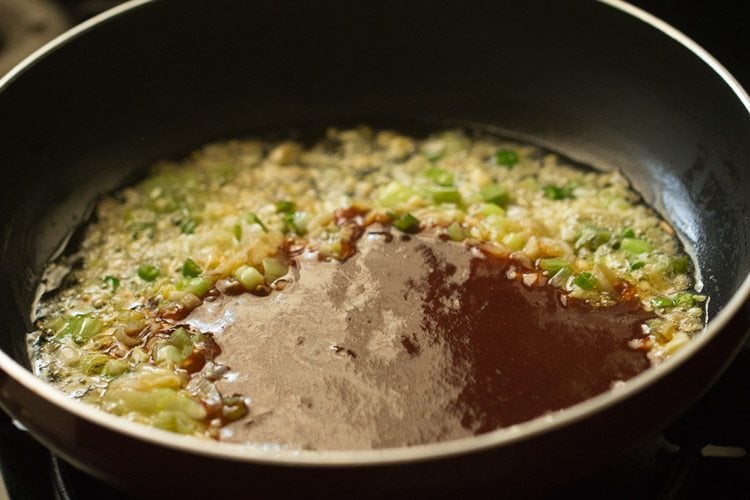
[187,229,652,450]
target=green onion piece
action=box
[248,213,268,232]
[480,202,505,216]
[180,217,198,234]
[424,150,443,163]
[425,185,462,204]
[275,200,296,213]
[651,296,675,309]
[480,184,509,207]
[495,150,519,168]
[78,352,110,375]
[262,257,288,283]
[168,328,193,351]
[621,238,653,255]
[153,344,183,365]
[446,221,467,242]
[56,314,103,343]
[221,396,249,422]
[233,265,265,290]
[575,226,611,251]
[543,184,575,200]
[621,227,636,238]
[674,292,704,308]
[549,267,572,288]
[103,275,120,291]
[671,255,690,274]
[393,213,421,233]
[378,181,417,208]
[282,212,307,236]
[630,261,646,270]
[232,223,242,241]
[423,167,454,186]
[573,272,597,290]
[137,263,160,282]
[177,277,213,298]
[182,258,202,278]
[539,258,570,273]
[103,359,129,377]
[153,411,200,435]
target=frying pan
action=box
[0,0,748,497]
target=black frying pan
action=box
[0,1,748,497]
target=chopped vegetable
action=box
[56,314,103,343]
[233,265,265,290]
[425,185,462,204]
[180,217,198,234]
[495,150,519,168]
[480,184,509,207]
[248,213,268,232]
[543,183,575,200]
[137,263,160,282]
[447,221,467,242]
[262,257,288,283]
[392,213,420,233]
[539,258,570,274]
[275,200,296,213]
[181,258,202,278]
[621,238,653,255]
[573,272,597,290]
[423,167,454,186]
[103,275,120,291]
[176,277,213,298]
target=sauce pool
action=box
[187,228,652,449]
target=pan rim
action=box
[0,0,748,467]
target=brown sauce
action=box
[186,228,652,449]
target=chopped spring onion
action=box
[576,226,611,251]
[621,238,653,255]
[56,314,103,343]
[181,258,202,278]
[137,263,160,282]
[103,275,120,291]
[176,277,213,298]
[423,166,454,186]
[248,213,268,232]
[275,200,296,213]
[671,255,690,274]
[79,352,110,375]
[233,265,265,290]
[543,183,575,200]
[392,213,420,233]
[425,185,462,204]
[480,184,509,207]
[282,212,308,235]
[103,359,129,377]
[651,296,675,309]
[573,272,597,290]
[621,227,636,238]
[447,221,467,241]
[495,150,519,168]
[180,217,198,234]
[539,258,570,273]
[378,181,417,208]
[262,257,288,283]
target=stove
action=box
[0,1,748,498]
